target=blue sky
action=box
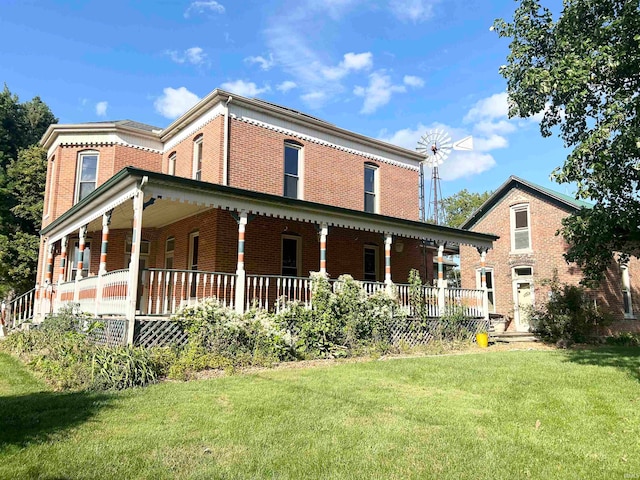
[1,0,570,200]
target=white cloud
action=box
[277,81,297,93]
[184,0,225,18]
[389,0,439,23]
[220,80,270,97]
[95,101,108,117]
[403,75,425,88]
[378,122,429,150]
[474,119,516,136]
[439,151,496,181]
[322,52,373,80]
[154,87,201,119]
[354,71,406,114]
[245,53,275,71]
[474,134,508,152]
[300,91,328,108]
[464,92,509,123]
[166,47,208,66]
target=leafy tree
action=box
[0,86,56,296]
[493,0,640,282]
[441,189,492,228]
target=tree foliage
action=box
[494,0,640,281]
[0,86,56,296]
[441,189,492,228]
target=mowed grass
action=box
[1,347,639,480]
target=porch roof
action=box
[41,167,499,249]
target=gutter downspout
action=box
[222,95,233,186]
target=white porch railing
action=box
[445,287,484,318]
[145,269,236,315]
[77,276,99,314]
[246,275,312,312]
[2,287,36,328]
[99,269,129,316]
[394,283,440,316]
[54,281,76,313]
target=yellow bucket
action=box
[476,332,489,348]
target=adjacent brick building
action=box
[460,176,640,334]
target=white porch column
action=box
[126,191,144,345]
[479,248,489,321]
[74,225,87,302]
[319,222,328,276]
[234,211,248,314]
[96,210,112,317]
[384,233,393,286]
[58,236,68,284]
[437,243,446,316]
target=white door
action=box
[515,281,532,332]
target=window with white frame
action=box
[189,232,200,297]
[168,152,176,176]
[75,151,98,203]
[193,135,203,180]
[364,163,378,213]
[284,142,302,199]
[476,268,496,313]
[510,204,531,251]
[363,244,379,281]
[165,237,175,269]
[68,240,91,280]
[621,264,634,318]
[281,235,301,276]
[125,237,150,267]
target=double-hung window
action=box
[76,152,98,203]
[168,152,176,176]
[511,204,531,251]
[284,142,302,199]
[476,268,496,313]
[69,240,91,280]
[621,264,634,318]
[193,135,203,180]
[364,163,378,213]
[363,245,379,281]
[281,235,301,277]
[189,232,200,297]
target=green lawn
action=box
[1,347,639,479]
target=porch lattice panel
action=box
[388,317,490,348]
[135,319,188,348]
[89,318,126,347]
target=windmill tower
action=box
[416,130,474,225]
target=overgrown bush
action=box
[274,273,398,358]
[530,277,611,344]
[91,346,157,390]
[604,332,640,347]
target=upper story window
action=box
[364,163,378,213]
[284,142,302,199]
[75,151,98,203]
[168,152,176,176]
[510,204,531,251]
[193,135,203,180]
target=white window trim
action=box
[621,264,634,319]
[168,152,176,176]
[510,203,532,253]
[45,156,55,219]
[476,267,496,314]
[284,142,304,200]
[363,244,380,281]
[192,136,203,180]
[188,232,199,271]
[74,151,99,204]
[281,234,302,277]
[364,163,380,214]
[511,266,535,328]
[125,236,150,267]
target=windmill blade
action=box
[453,136,474,151]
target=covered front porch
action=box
[30,167,497,343]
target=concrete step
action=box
[491,332,538,343]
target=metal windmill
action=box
[416,129,473,224]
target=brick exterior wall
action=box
[460,186,640,332]
[227,119,419,220]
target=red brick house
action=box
[459,176,640,334]
[10,88,498,341]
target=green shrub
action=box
[91,346,157,390]
[530,277,611,344]
[605,332,640,347]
